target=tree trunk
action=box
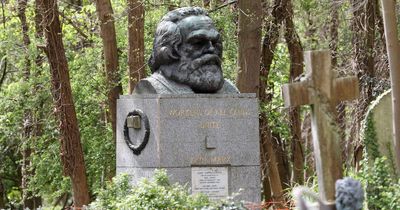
[284,0,304,185]
[330,0,340,68]
[0,180,4,209]
[236,0,262,95]
[95,0,122,144]
[17,0,42,208]
[259,0,286,206]
[301,113,314,181]
[42,0,90,207]
[127,0,145,94]
[375,0,386,55]
[272,132,290,187]
[364,0,375,101]
[349,0,375,166]
[34,0,44,38]
[381,0,400,175]
[329,0,348,165]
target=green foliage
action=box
[89,170,248,210]
[0,0,240,207]
[356,157,400,210]
[363,114,380,160]
[209,9,238,82]
[261,43,291,141]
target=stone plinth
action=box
[116,94,260,203]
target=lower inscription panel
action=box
[191,167,229,200]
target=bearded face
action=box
[159,15,224,93]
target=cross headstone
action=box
[281,50,359,203]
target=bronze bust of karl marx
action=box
[134,7,239,94]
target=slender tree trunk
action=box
[127,0,145,94]
[375,0,386,55]
[283,0,304,185]
[272,132,290,187]
[0,180,4,209]
[35,0,44,39]
[35,0,45,67]
[330,0,339,68]
[349,0,375,166]
[42,0,90,207]
[381,0,400,175]
[259,0,286,206]
[301,113,315,181]
[17,0,42,208]
[330,0,348,165]
[349,0,376,168]
[364,0,375,100]
[95,0,122,144]
[236,0,262,95]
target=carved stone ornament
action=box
[124,109,150,155]
[134,7,239,94]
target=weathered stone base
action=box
[116,94,261,203]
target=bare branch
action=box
[208,0,237,13]
[59,11,89,40]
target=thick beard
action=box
[167,54,224,93]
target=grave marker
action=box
[282,50,359,202]
[362,89,397,175]
[116,94,261,203]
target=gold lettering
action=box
[191,155,231,165]
[169,109,178,117]
[200,121,220,129]
[168,107,250,118]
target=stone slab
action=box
[116,94,260,203]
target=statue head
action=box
[148,7,224,93]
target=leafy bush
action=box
[88,170,248,210]
[357,157,400,210]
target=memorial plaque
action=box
[191,167,229,200]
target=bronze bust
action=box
[134,7,239,94]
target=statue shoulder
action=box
[134,78,158,94]
[134,73,193,94]
[218,79,240,94]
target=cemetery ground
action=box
[1,0,400,210]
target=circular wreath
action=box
[123,109,150,155]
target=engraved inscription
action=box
[168,107,250,118]
[192,167,229,200]
[192,156,231,165]
[200,121,220,129]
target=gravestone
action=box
[116,94,261,202]
[116,7,261,203]
[362,89,397,175]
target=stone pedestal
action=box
[116,94,260,203]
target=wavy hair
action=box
[148,7,209,73]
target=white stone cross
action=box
[281,50,359,202]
